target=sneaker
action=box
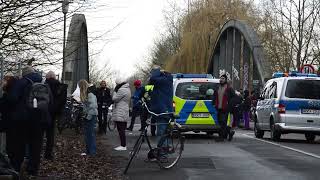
[114,146,127,151]
[81,153,87,156]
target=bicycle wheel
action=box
[124,134,144,174]
[157,130,184,169]
[107,116,116,131]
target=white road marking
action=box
[242,134,320,159]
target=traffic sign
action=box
[300,64,315,74]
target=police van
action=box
[172,73,220,135]
[254,72,320,142]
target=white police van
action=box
[254,72,320,142]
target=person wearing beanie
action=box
[127,79,144,131]
[22,66,35,77]
[112,78,131,151]
[7,65,48,176]
[213,74,236,141]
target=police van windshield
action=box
[175,82,218,100]
[285,79,320,99]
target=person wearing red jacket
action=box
[214,74,236,141]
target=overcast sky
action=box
[79,0,178,79]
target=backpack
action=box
[25,78,51,111]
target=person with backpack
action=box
[44,71,67,160]
[7,66,51,177]
[79,80,98,156]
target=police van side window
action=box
[269,82,277,99]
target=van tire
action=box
[254,122,264,138]
[305,133,315,142]
[270,120,281,141]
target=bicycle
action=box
[123,99,185,174]
[58,97,85,134]
[106,104,116,131]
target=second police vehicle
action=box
[172,73,220,135]
[254,71,320,142]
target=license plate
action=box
[192,113,209,118]
[302,109,320,114]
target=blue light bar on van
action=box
[272,72,318,78]
[174,73,213,79]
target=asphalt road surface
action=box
[107,123,320,180]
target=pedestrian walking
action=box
[96,80,112,134]
[213,74,236,141]
[44,71,67,160]
[112,77,131,151]
[242,90,251,130]
[79,80,98,156]
[127,79,143,131]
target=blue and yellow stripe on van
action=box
[173,96,219,125]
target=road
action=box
[106,124,320,180]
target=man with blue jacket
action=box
[149,66,173,144]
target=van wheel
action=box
[254,122,264,138]
[305,133,315,142]
[270,121,281,141]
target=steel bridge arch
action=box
[207,19,271,91]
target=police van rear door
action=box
[174,79,219,125]
[283,78,320,127]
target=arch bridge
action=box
[207,19,272,92]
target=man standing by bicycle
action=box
[148,65,173,145]
[96,80,112,134]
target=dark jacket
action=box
[149,68,173,114]
[96,87,112,107]
[8,72,45,123]
[213,84,235,113]
[230,94,242,113]
[132,86,143,109]
[242,96,251,112]
[45,78,66,115]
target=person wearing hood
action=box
[213,74,236,141]
[7,66,49,176]
[112,77,131,151]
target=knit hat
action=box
[133,79,141,87]
[22,66,35,77]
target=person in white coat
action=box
[112,77,131,151]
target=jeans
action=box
[84,116,97,155]
[98,106,108,133]
[218,110,231,139]
[154,115,170,147]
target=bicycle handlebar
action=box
[140,98,173,117]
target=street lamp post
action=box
[62,0,69,83]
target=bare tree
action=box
[261,0,320,70]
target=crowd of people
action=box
[0,64,259,178]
